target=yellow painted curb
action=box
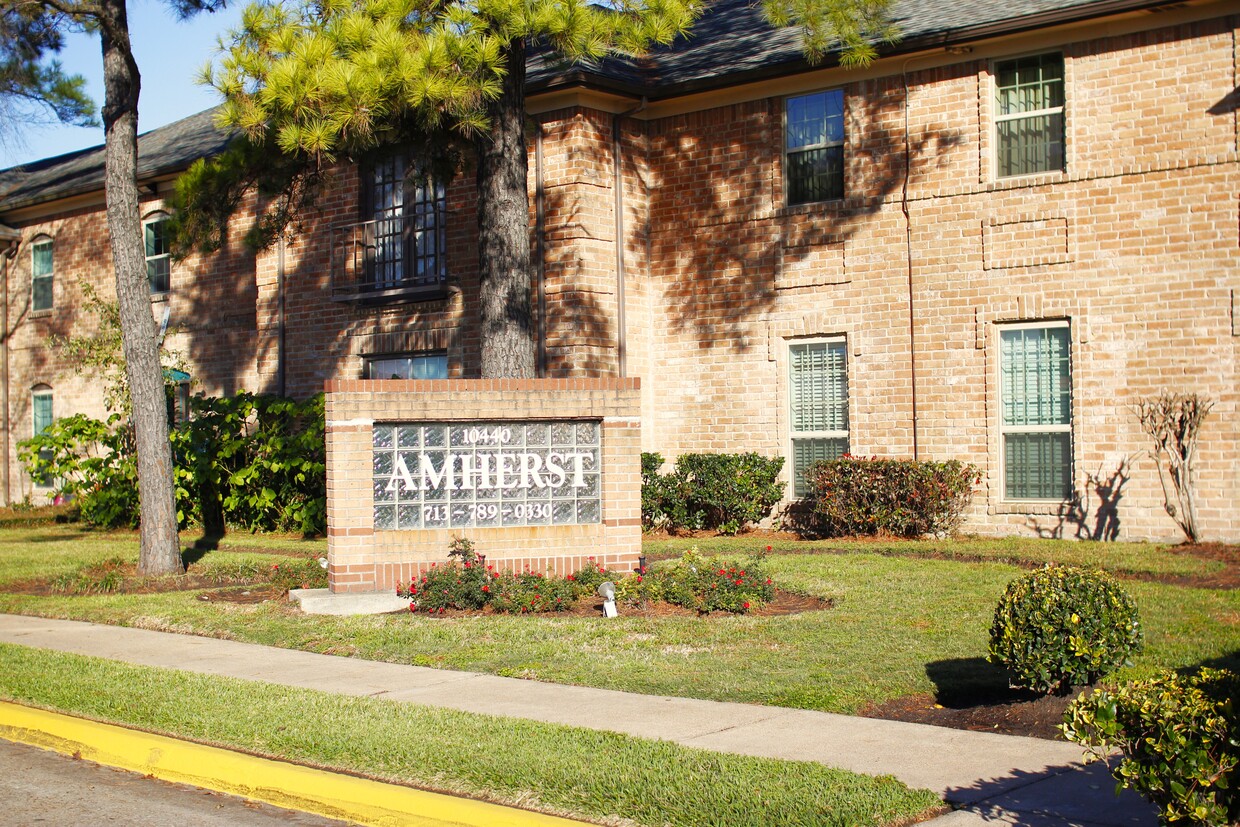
[0,701,590,827]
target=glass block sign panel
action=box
[372,421,602,530]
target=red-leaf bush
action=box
[802,456,980,538]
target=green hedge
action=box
[1064,668,1239,826]
[641,452,784,534]
[18,391,326,536]
[802,456,979,538]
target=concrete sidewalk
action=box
[0,614,1156,826]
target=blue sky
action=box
[0,0,246,169]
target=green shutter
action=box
[32,394,53,434]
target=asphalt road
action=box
[0,739,352,826]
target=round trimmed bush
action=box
[988,565,1141,694]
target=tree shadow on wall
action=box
[652,68,967,351]
[1027,459,1133,542]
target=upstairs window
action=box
[145,215,171,294]
[365,352,448,380]
[366,153,446,290]
[995,53,1064,178]
[785,90,845,205]
[788,339,849,496]
[999,323,1072,500]
[31,238,53,311]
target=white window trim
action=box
[784,89,846,207]
[997,320,1072,502]
[787,336,850,498]
[987,51,1066,182]
[991,51,1066,181]
[143,212,172,295]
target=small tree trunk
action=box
[100,0,183,575]
[476,38,536,378]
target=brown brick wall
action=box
[2,10,1235,542]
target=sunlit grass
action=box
[0,644,942,827]
[0,526,1235,714]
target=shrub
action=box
[641,452,667,530]
[17,413,140,528]
[1064,668,1239,826]
[490,570,579,613]
[174,392,326,535]
[18,391,327,535]
[265,557,329,593]
[645,453,785,534]
[655,548,775,613]
[988,565,1141,694]
[803,456,980,538]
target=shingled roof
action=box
[0,0,1174,213]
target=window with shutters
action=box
[788,339,849,496]
[999,322,1073,500]
[994,53,1064,178]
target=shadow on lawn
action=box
[181,532,225,567]
[925,658,1041,708]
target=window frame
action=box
[363,351,449,380]
[30,236,53,312]
[31,386,54,489]
[784,89,846,207]
[787,337,850,497]
[144,212,172,295]
[360,153,448,293]
[992,51,1066,180]
[997,320,1073,502]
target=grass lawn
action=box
[0,526,1235,714]
[0,644,942,827]
[0,525,1234,826]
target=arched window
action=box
[30,235,53,311]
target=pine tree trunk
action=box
[476,38,536,378]
[99,0,183,575]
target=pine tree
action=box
[178,0,895,376]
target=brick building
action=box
[0,0,1236,542]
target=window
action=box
[31,238,53,311]
[785,90,845,205]
[365,352,448,380]
[366,154,446,290]
[145,216,171,294]
[31,387,54,488]
[788,340,849,496]
[994,53,1064,178]
[999,323,1072,500]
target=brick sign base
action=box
[324,378,641,594]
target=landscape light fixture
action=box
[597,581,618,618]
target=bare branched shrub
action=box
[1134,393,1214,542]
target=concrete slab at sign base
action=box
[291,588,408,616]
